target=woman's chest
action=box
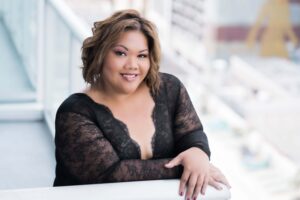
[114,98,155,133]
[114,103,156,159]
[95,98,175,159]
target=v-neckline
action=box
[75,92,158,160]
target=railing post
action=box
[37,0,45,104]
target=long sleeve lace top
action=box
[53,73,210,186]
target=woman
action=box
[54,9,230,200]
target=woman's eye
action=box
[138,54,148,58]
[114,51,126,56]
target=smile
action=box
[120,73,138,81]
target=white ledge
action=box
[0,102,43,121]
[0,180,231,200]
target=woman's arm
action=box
[55,112,181,184]
[165,147,209,199]
[165,76,231,199]
[171,79,210,158]
[165,76,211,199]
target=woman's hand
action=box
[165,147,210,200]
[208,163,231,190]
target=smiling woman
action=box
[53,9,230,200]
[92,30,155,160]
[99,31,151,96]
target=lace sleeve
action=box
[172,81,211,158]
[55,112,181,184]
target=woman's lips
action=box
[120,73,138,82]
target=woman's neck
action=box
[89,82,147,105]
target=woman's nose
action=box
[125,56,138,70]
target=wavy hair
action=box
[81,9,161,93]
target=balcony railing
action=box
[0,0,231,199]
[0,180,231,200]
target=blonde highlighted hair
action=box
[81,9,161,93]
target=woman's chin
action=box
[117,85,140,95]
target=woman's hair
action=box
[81,9,161,93]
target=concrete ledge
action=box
[0,180,231,200]
[0,103,43,121]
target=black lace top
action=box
[53,73,210,186]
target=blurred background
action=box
[0,0,300,199]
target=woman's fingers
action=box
[208,177,223,190]
[212,170,231,188]
[192,175,224,199]
[200,175,209,195]
[217,175,231,188]
[170,149,212,198]
[210,164,231,188]
[185,173,198,200]
[179,170,190,196]
[165,154,182,168]
[192,175,203,200]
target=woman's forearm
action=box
[104,158,182,182]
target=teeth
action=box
[121,74,138,81]
[122,74,136,78]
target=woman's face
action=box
[101,30,150,95]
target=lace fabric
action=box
[53,73,210,186]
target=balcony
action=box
[0,0,230,199]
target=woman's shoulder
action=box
[56,93,94,116]
[159,72,182,86]
[157,72,185,104]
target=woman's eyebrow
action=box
[139,49,148,53]
[114,45,148,53]
[113,44,128,51]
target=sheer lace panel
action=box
[55,111,181,186]
[55,112,120,183]
[162,74,210,156]
[54,72,210,186]
[174,81,203,138]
